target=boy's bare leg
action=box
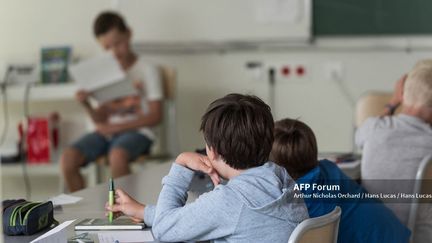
[109,147,131,178]
[60,148,86,192]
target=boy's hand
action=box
[175,152,221,186]
[75,90,90,103]
[105,189,145,223]
[133,81,144,94]
[390,74,407,106]
[96,123,117,137]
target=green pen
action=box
[108,178,115,223]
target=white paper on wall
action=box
[255,0,303,24]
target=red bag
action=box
[26,117,51,164]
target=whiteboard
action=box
[119,0,311,43]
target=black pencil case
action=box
[2,199,58,235]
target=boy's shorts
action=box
[71,131,153,167]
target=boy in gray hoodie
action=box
[107,93,308,242]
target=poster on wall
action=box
[40,46,71,84]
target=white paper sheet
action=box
[255,0,302,23]
[49,194,82,206]
[98,230,155,243]
[69,52,137,103]
[69,52,125,91]
[30,219,75,243]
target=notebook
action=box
[74,218,145,231]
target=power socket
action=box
[267,62,309,82]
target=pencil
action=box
[108,178,114,223]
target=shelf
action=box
[1,162,60,175]
[5,83,77,102]
[1,162,98,189]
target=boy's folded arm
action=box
[152,163,239,242]
[143,205,155,227]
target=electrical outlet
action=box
[325,62,343,82]
[266,62,309,82]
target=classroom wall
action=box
[1,0,432,155]
[0,0,111,72]
[140,49,429,153]
[0,0,109,148]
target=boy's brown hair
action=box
[271,118,318,180]
[93,11,129,37]
[200,93,274,170]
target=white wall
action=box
[118,0,311,42]
[1,0,432,156]
[0,0,113,71]
[140,49,429,153]
[0,0,112,148]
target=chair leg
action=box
[88,163,99,186]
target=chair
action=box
[353,91,401,168]
[355,91,401,127]
[95,65,179,181]
[288,206,341,243]
[151,65,179,159]
[338,92,395,179]
[407,154,432,240]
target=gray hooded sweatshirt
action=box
[144,162,308,243]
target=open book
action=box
[74,218,145,231]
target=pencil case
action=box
[2,199,58,235]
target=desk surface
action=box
[4,161,174,243]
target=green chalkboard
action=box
[314,0,432,36]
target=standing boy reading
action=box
[107,94,308,242]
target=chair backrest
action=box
[150,65,179,158]
[407,154,432,237]
[160,66,176,101]
[288,206,342,243]
[355,92,401,127]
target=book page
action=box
[69,52,125,91]
[98,230,155,243]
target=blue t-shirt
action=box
[297,160,411,243]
